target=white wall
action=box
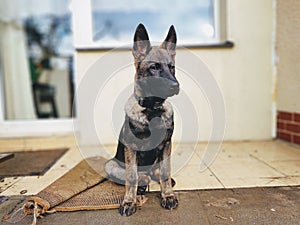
[75,0,275,145]
[276,0,300,113]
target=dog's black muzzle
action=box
[136,76,179,99]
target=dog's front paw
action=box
[161,196,178,210]
[119,202,137,216]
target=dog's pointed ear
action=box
[133,24,151,60]
[161,25,177,56]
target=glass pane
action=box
[91,0,214,47]
[0,0,75,120]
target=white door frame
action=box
[0,95,74,138]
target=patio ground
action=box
[0,137,300,224]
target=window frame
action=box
[71,0,229,50]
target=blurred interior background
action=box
[0,0,299,148]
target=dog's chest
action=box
[125,96,174,132]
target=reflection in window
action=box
[91,0,215,47]
[0,0,74,120]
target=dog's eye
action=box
[168,64,175,72]
[150,63,162,71]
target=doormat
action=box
[0,149,68,177]
[4,157,131,225]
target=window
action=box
[71,0,227,49]
[0,0,74,136]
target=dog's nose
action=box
[171,82,179,89]
[169,81,179,90]
[169,81,179,95]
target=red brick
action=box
[292,135,300,145]
[286,123,300,133]
[277,121,285,130]
[277,111,293,121]
[294,113,300,123]
[277,131,292,142]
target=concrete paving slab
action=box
[1,186,299,225]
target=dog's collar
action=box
[134,94,165,110]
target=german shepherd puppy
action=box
[105,24,179,216]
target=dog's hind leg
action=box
[105,159,151,190]
[159,142,178,210]
[105,159,126,184]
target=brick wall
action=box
[277,111,300,145]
